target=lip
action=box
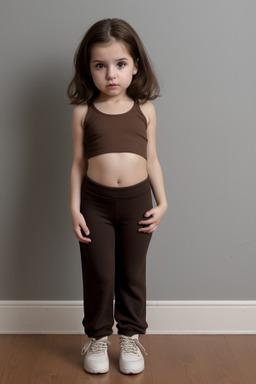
[107,84,119,88]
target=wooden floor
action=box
[1,334,256,383]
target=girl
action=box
[67,18,167,375]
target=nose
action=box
[106,66,116,80]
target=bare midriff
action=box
[86,152,148,187]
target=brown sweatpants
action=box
[79,175,153,339]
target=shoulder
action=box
[138,101,156,126]
[72,103,89,128]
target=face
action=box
[89,40,138,99]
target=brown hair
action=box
[67,18,160,105]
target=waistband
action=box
[82,175,151,199]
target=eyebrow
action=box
[92,58,129,63]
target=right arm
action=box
[70,104,91,243]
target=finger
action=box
[79,237,92,244]
[139,210,155,224]
[138,223,157,233]
[144,207,157,217]
[81,222,90,236]
[143,208,156,218]
[77,234,91,243]
[74,227,91,243]
[138,218,155,226]
[148,225,158,233]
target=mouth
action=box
[107,83,119,88]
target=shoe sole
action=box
[120,369,144,375]
[84,367,109,374]
[84,363,109,374]
[120,365,144,375]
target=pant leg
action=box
[80,187,115,339]
[114,187,153,336]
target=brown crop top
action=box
[83,102,148,160]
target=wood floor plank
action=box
[30,335,82,383]
[147,335,203,384]
[226,335,256,383]
[190,335,247,384]
[0,334,14,362]
[0,335,43,384]
[170,335,203,383]
[1,334,256,384]
[31,374,59,384]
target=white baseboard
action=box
[1,301,256,334]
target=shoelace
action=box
[81,338,111,356]
[120,336,147,356]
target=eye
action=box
[95,63,105,69]
[117,62,126,69]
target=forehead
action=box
[90,40,132,61]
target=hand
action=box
[138,204,167,234]
[71,210,91,243]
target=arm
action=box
[70,105,91,243]
[139,101,168,233]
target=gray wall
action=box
[1,0,256,300]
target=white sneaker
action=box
[81,336,110,374]
[119,334,147,374]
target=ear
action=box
[133,59,139,75]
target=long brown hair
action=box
[67,18,160,105]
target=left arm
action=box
[139,102,168,233]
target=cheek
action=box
[90,72,102,85]
[89,63,94,77]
